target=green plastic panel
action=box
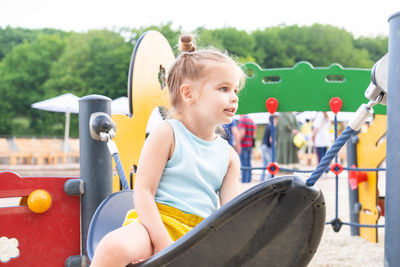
[237,62,386,115]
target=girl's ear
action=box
[180,83,194,103]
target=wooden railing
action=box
[0,137,79,165]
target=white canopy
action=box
[111,96,129,115]
[31,93,80,152]
[31,93,79,113]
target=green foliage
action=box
[354,36,388,62]
[196,27,255,61]
[11,116,31,136]
[0,24,388,136]
[0,26,68,61]
[252,24,374,68]
[124,22,182,54]
[0,33,65,134]
[44,30,131,99]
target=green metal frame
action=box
[237,61,386,115]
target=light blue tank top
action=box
[155,119,230,218]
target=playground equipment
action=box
[0,172,81,265]
[111,31,174,191]
[304,13,400,265]
[384,11,400,264]
[1,11,400,266]
[238,39,390,244]
[107,30,390,246]
[84,23,393,265]
[354,114,386,242]
[238,60,386,115]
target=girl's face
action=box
[190,61,242,125]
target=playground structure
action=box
[0,11,399,266]
[353,114,386,242]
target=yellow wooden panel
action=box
[111,31,174,191]
[356,114,386,243]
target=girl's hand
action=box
[132,258,146,264]
[153,236,173,254]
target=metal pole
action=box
[64,111,70,153]
[346,135,360,236]
[79,95,113,255]
[385,11,400,267]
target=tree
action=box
[0,33,65,135]
[44,30,132,99]
[250,24,373,68]
[124,22,182,54]
[354,36,388,62]
[0,26,68,61]
[0,24,388,136]
[197,27,256,63]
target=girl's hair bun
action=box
[179,35,196,53]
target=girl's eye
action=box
[219,87,228,92]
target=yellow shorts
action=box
[122,203,204,241]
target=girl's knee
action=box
[93,223,153,264]
[95,231,124,257]
[123,223,153,258]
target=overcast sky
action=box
[1,0,399,37]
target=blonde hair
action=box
[167,34,245,116]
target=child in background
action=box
[238,114,256,183]
[90,35,244,266]
[312,111,332,163]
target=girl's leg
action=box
[90,222,153,267]
[316,147,328,163]
[260,144,268,180]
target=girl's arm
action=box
[219,146,241,206]
[232,125,241,154]
[134,121,174,254]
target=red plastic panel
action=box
[0,172,80,266]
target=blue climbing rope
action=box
[112,153,130,190]
[306,126,357,186]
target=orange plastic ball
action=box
[27,189,52,213]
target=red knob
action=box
[329,97,342,114]
[265,97,278,114]
[330,163,343,175]
[267,162,280,175]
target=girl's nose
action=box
[231,91,239,102]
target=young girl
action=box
[90,35,245,267]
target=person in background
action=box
[300,118,313,165]
[312,111,332,163]
[276,112,299,167]
[238,114,256,183]
[223,120,241,154]
[260,120,272,180]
